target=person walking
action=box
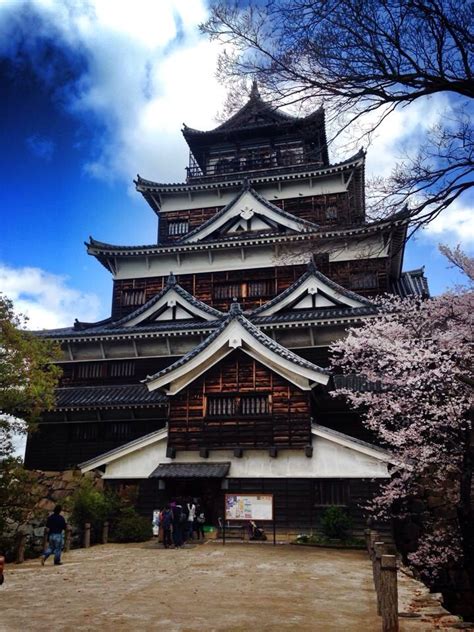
[41,505,67,566]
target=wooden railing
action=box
[365,529,399,632]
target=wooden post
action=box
[83,523,91,548]
[368,530,378,560]
[374,542,386,615]
[16,529,27,564]
[64,525,72,552]
[102,521,109,544]
[0,555,4,586]
[380,554,398,632]
[364,528,371,552]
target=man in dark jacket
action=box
[171,500,184,548]
[41,505,67,566]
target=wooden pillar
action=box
[64,525,72,552]
[83,523,91,549]
[16,529,27,564]
[380,554,398,632]
[374,542,386,615]
[368,530,378,560]
[102,522,109,544]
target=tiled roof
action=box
[251,306,376,325]
[35,319,217,340]
[149,462,231,478]
[182,82,320,136]
[180,180,319,243]
[332,374,385,393]
[391,268,430,298]
[55,384,168,410]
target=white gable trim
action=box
[311,425,392,463]
[79,427,168,472]
[257,273,366,316]
[182,189,315,243]
[123,288,218,327]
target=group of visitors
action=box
[155,498,206,548]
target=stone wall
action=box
[3,469,103,560]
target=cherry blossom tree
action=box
[330,248,473,607]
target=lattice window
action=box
[214,280,273,300]
[75,363,105,379]
[213,283,243,300]
[325,206,338,220]
[247,280,273,297]
[68,424,99,441]
[350,273,378,290]
[120,289,146,306]
[110,361,135,377]
[168,220,189,236]
[314,480,350,506]
[108,422,132,440]
[207,394,270,417]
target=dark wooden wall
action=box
[168,351,311,451]
[158,174,364,244]
[24,414,166,471]
[111,257,389,319]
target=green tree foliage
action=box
[111,506,152,543]
[0,293,62,457]
[320,506,353,540]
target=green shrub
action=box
[111,507,152,543]
[66,480,117,533]
[320,506,353,540]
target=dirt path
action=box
[1,541,383,631]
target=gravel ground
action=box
[1,541,386,631]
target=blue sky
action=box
[0,0,472,330]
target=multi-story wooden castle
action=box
[27,84,429,530]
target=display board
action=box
[225,494,273,521]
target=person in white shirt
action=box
[186,498,196,541]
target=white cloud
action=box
[0,0,226,184]
[0,264,102,330]
[422,199,474,248]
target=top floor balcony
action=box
[186,147,325,183]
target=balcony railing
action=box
[186,151,324,182]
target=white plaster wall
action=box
[103,435,389,479]
[159,173,349,213]
[112,235,388,281]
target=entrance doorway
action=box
[163,477,222,525]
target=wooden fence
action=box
[365,529,399,632]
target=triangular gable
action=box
[78,424,392,478]
[251,261,375,317]
[111,274,224,328]
[144,304,329,395]
[180,182,318,244]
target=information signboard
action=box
[225,494,273,521]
